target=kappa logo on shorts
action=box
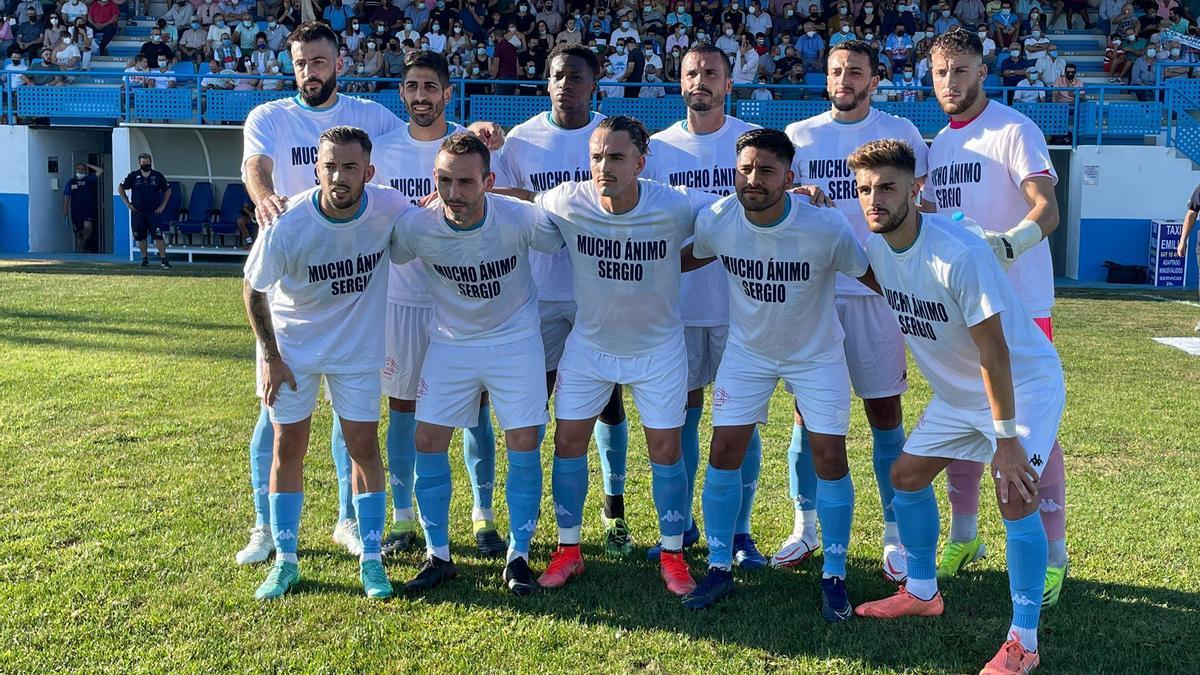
[416,377,429,400]
[382,357,397,378]
[712,387,731,409]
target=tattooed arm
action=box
[244,279,296,406]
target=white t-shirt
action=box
[922,101,1058,318]
[243,184,412,374]
[534,179,716,357]
[645,116,762,328]
[786,107,928,297]
[241,93,405,200]
[493,111,606,302]
[371,121,462,308]
[694,193,868,363]
[393,194,561,345]
[866,213,1063,411]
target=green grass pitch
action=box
[1,259,1198,672]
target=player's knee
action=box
[388,397,416,413]
[506,427,538,451]
[413,425,440,453]
[708,436,744,470]
[553,424,589,458]
[863,396,903,429]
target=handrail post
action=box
[1097,85,1106,147]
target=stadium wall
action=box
[0,126,30,254]
[1067,146,1200,288]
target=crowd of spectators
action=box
[0,0,1197,98]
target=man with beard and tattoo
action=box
[679,129,873,623]
[780,40,928,583]
[245,125,416,601]
[360,50,506,561]
[917,28,1067,611]
[639,40,769,570]
[236,21,405,567]
[492,44,642,560]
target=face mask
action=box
[75,172,86,179]
[645,48,653,56]
[405,22,412,29]
[10,56,19,63]
[786,9,794,16]
[1010,49,1020,58]
[1171,48,1181,57]
[222,39,232,46]
[271,65,280,73]
[749,6,757,13]
[153,35,162,42]
[63,37,71,44]
[472,66,480,74]
[191,22,199,29]
[841,25,850,33]
[865,33,874,41]
[476,47,485,55]
[1032,31,1040,38]
[217,20,226,27]
[622,20,631,29]
[357,65,365,72]
[1001,8,1010,16]
[616,45,626,54]
[698,32,706,39]
[1113,39,1121,46]
[420,41,428,48]
[269,21,277,28]
[51,18,58,25]
[140,162,152,170]
[437,1,445,7]
[806,30,815,37]
[519,5,527,13]
[732,2,739,8]
[1147,48,1157,58]
[978,32,986,40]
[839,7,847,15]
[352,22,359,29]
[243,21,252,27]
[454,26,461,33]
[1049,50,1058,58]
[606,65,615,74]
[432,24,440,32]
[677,26,685,33]
[645,6,653,13]
[671,50,679,57]
[726,28,735,36]
[258,43,266,50]
[866,6,874,14]
[903,71,913,79]
[678,7,686,13]
[1126,34,1135,41]
[527,65,536,74]
[367,42,376,49]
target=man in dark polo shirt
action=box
[62,161,103,253]
[119,152,173,269]
[490,27,519,94]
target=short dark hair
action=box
[846,139,917,175]
[288,21,339,51]
[735,129,795,166]
[931,27,983,59]
[597,116,650,156]
[683,40,732,78]
[404,49,451,87]
[319,126,373,155]
[546,42,601,79]
[828,40,880,73]
[440,132,491,175]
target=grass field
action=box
[1,259,1198,673]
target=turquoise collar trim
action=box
[444,202,487,232]
[293,92,337,112]
[545,110,594,130]
[311,189,368,224]
[750,196,792,228]
[888,215,921,253]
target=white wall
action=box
[0,126,31,253]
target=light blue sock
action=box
[650,458,687,550]
[506,448,542,558]
[249,404,273,527]
[414,452,452,558]
[816,473,855,578]
[787,424,818,512]
[269,491,303,563]
[353,491,386,559]
[463,403,497,513]
[871,425,906,527]
[701,465,742,570]
[735,427,762,536]
[893,486,940,583]
[330,414,355,521]
[594,418,629,496]
[385,410,417,513]
[1005,510,1048,633]
[552,454,589,544]
[680,407,703,529]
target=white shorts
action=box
[904,384,1066,475]
[540,300,577,372]
[382,302,434,401]
[269,370,381,425]
[554,331,687,429]
[837,294,908,400]
[685,325,729,391]
[416,335,550,431]
[712,341,852,435]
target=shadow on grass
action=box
[394,552,1199,672]
[0,260,241,279]
[0,307,243,334]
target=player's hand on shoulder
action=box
[467,121,506,151]
[790,184,835,208]
[256,194,289,226]
[993,438,1037,505]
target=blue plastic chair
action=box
[169,181,214,246]
[209,183,250,247]
[158,181,184,239]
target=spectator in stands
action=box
[714,22,737,56]
[999,42,1034,88]
[63,162,102,253]
[119,153,172,269]
[123,53,150,88]
[141,27,175,68]
[232,55,258,89]
[448,51,465,78]
[447,21,471,52]
[1130,44,1158,100]
[612,11,640,46]
[0,18,12,60]
[383,36,405,76]
[1024,23,1051,62]
[5,52,27,91]
[777,4,801,36]
[746,1,772,37]
[179,19,205,62]
[426,19,448,53]
[152,55,177,89]
[641,62,667,97]
[1098,0,1125,34]
[397,17,420,44]
[1052,62,1084,101]
[897,63,923,100]
[164,0,194,26]
[516,58,541,94]
[341,18,365,52]
[557,17,582,45]
[642,2,668,41]
[23,47,64,85]
[161,18,181,51]
[855,2,881,36]
[469,41,488,75]
[62,0,89,25]
[1052,0,1096,30]
[732,34,758,98]
[249,33,272,73]
[50,30,81,80]
[886,22,914,67]
[797,20,825,71]
[956,0,988,27]
[87,0,119,56]
[1104,35,1131,81]
[599,59,622,97]
[323,0,354,34]
[15,1,41,26]
[232,14,257,52]
[975,24,998,65]
[213,32,240,67]
[42,14,65,52]
[405,2,431,33]
[991,1,1020,50]
[71,16,98,67]
[1013,67,1045,102]
[15,8,42,59]
[360,34,383,78]
[490,25,520,92]
[1162,39,1194,78]
[1037,44,1067,81]
[884,2,917,36]
[201,57,232,90]
[1165,6,1190,33]
[206,13,229,52]
[831,22,855,46]
[829,2,853,35]
[1113,3,1140,38]
[668,3,694,30]
[196,0,218,27]
[934,3,962,34]
[1122,23,1148,58]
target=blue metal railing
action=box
[0,70,1175,146]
